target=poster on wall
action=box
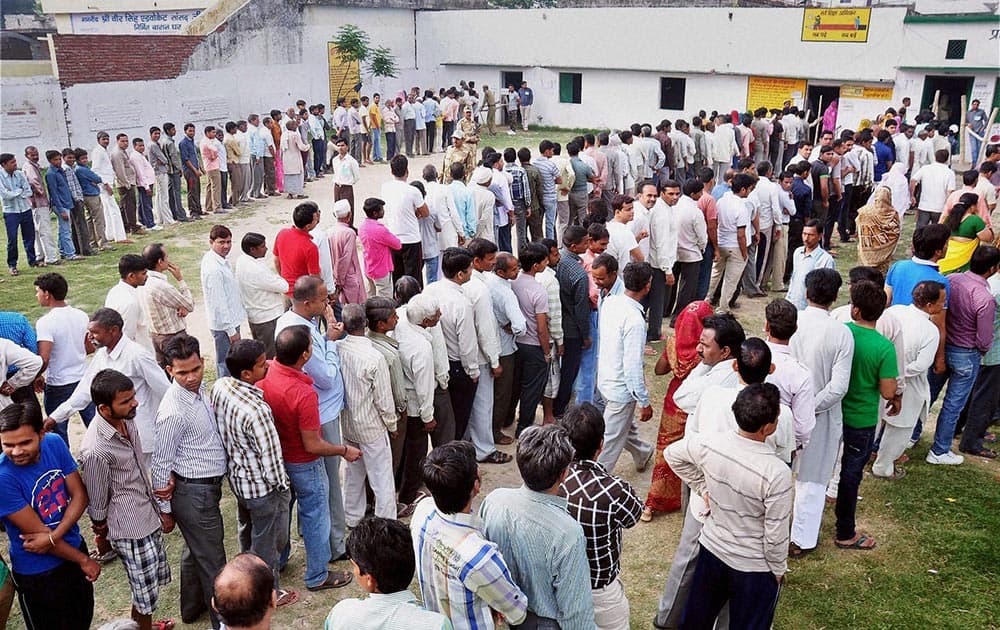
[70,10,203,35]
[801,8,871,43]
[328,43,361,110]
[836,84,895,132]
[746,76,807,111]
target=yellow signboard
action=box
[328,43,360,107]
[746,76,807,112]
[801,8,871,43]
[840,85,893,101]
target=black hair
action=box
[468,238,498,261]
[732,173,756,194]
[804,268,841,306]
[764,299,797,341]
[346,517,416,594]
[562,225,588,247]
[363,197,386,219]
[450,162,466,182]
[962,169,979,187]
[732,383,781,433]
[622,261,653,292]
[587,222,609,243]
[422,441,478,513]
[90,369,134,410]
[702,314,746,358]
[364,296,396,331]
[390,154,408,178]
[33,272,68,301]
[912,280,945,308]
[163,333,201,366]
[912,224,951,260]
[394,276,421,305]
[45,150,61,162]
[225,339,266,378]
[657,179,681,195]
[518,242,548,271]
[90,307,124,331]
[850,280,887,322]
[275,325,311,366]
[118,254,146,279]
[848,266,884,287]
[591,252,618,274]
[737,337,772,385]
[969,245,1000,275]
[241,232,266,255]
[559,403,604,461]
[0,403,42,434]
[292,201,320,228]
[682,179,704,196]
[441,247,474,279]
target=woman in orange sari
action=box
[641,300,714,521]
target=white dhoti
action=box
[100,190,127,241]
[466,363,495,460]
[791,408,842,550]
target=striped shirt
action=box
[325,589,453,630]
[411,498,527,630]
[62,164,84,201]
[150,382,228,513]
[367,332,408,414]
[140,269,195,335]
[210,377,289,500]
[337,335,397,444]
[561,459,643,589]
[79,415,162,540]
[665,432,793,576]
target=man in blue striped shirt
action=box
[411,441,527,630]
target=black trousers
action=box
[397,405,457,504]
[172,478,226,628]
[960,364,1000,453]
[646,267,675,342]
[515,343,548,436]
[553,337,583,418]
[13,542,93,630]
[392,241,424,288]
[783,216,804,284]
[448,361,477,443]
[680,545,780,630]
[670,261,702,325]
[426,121,437,153]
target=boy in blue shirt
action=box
[42,150,80,261]
[0,403,98,629]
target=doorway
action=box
[501,70,523,126]
[805,84,841,139]
[921,75,974,126]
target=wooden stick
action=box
[977,107,999,166]
[960,94,968,163]
[932,90,940,118]
[814,95,824,144]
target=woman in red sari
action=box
[641,300,714,521]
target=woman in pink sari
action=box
[822,100,839,134]
[642,300,714,521]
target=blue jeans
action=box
[423,256,439,284]
[371,129,383,161]
[496,224,512,253]
[281,459,331,588]
[4,210,36,269]
[44,381,95,446]
[835,425,875,541]
[137,188,154,228]
[697,241,715,300]
[211,327,238,379]
[55,209,76,258]
[574,310,598,404]
[927,345,982,456]
[542,197,557,240]
[969,135,982,166]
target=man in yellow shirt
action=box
[367,95,384,163]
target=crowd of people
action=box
[0,88,998,630]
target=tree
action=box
[330,24,398,101]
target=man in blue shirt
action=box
[517,81,534,131]
[43,151,80,261]
[0,403,99,629]
[179,123,204,217]
[0,153,37,274]
[885,224,951,307]
[873,129,895,183]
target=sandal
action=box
[640,507,653,523]
[151,619,176,630]
[984,432,997,444]
[494,434,514,446]
[8,267,17,276]
[961,447,997,459]
[789,544,816,558]
[307,570,352,591]
[90,548,118,564]
[480,450,513,464]
[874,468,907,480]
[276,589,299,607]
[834,534,876,550]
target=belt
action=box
[174,473,224,485]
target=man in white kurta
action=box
[873,286,943,477]
[788,269,854,552]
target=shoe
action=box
[150,225,164,231]
[925,450,964,465]
[635,446,655,472]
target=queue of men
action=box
[0,96,998,630]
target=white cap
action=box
[472,166,492,185]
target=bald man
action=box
[212,554,276,630]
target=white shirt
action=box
[423,279,479,378]
[606,220,640,270]
[789,306,854,421]
[893,134,911,173]
[912,162,956,213]
[464,273,502,369]
[910,138,934,176]
[786,246,835,310]
[105,280,154,353]
[330,153,361,187]
[715,191,750,249]
[765,342,816,447]
[312,228,335,292]
[751,177,783,232]
[831,303,906,395]
[391,314,436,423]
[883,304,938,427]
[234,254,289,325]
[674,195,708,263]
[647,198,679,272]
[482,271,527,357]
[673,360,740,416]
[711,124,739,163]
[629,204,652,260]
[35,306,89,386]
[381,179,424,244]
[50,336,170,453]
[200,250,247,335]
[0,340,42,409]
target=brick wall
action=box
[52,34,204,87]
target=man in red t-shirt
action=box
[273,201,321,295]
[258,325,360,591]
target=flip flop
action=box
[834,534,876,550]
[494,434,514,445]
[789,544,816,558]
[480,450,512,464]
[151,619,175,630]
[307,570,352,591]
[276,589,299,607]
[90,548,118,564]
[8,268,18,276]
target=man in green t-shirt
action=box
[836,280,900,551]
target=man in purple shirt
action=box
[926,246,1000,465]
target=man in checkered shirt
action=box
[559,402,643,630]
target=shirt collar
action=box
[517,484,568,509]
[266,360,314,386]
[367,331,398,349]
[573,459,609,474]
[766,341,792,357]
[365,590,419,606]
[169,379,206,403]
[911,256,939,268]
[731,432,778,455]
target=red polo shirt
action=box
[273,227,320,295]
[258,360,321,463]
